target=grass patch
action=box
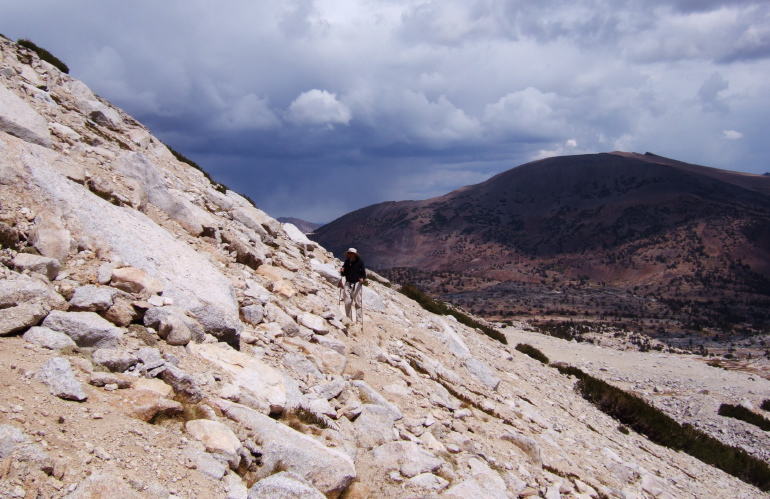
[164,142,260,208]
[399,283,507,344]
[164,143,222,190]
[553,363,770,492]
[149,401,203,426]
[17,38,69,73]
[282,407,332,434]
[718,404,770,432]
[514,343,549,364]
[366,272,392,288]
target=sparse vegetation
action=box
[399,283,507,344]
[718,404,770,432]
[514,343,549,364]
[366,273,392,288]
[162,142,261,206]
[761,399,770,412]
[553,363,770,492]
[282,407,332,433]
[17,38,69,73]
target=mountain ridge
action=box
[311,152,770,339]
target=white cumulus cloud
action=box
[723,129,743,139]
[287,89,352,126]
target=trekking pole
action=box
[359,281,364,329]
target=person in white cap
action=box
[340,248,366,323]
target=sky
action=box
[3,0,770,223]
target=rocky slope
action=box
[277,218,322,235]
[0,36,769,499]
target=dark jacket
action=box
[341,257,366,283]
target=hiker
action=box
[340,248,366,323]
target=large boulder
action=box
[0,275,66,309]
[23,326,77,350]
[185,419,242,459]
[221,230,266,270]
[42,310,122,348]
[143,305,205,343]
[218,400,356,499]
[231,206,281,237]
[0,424,54,474]
[464,357,501,390]
[37,357,88,401]
[189,343,287,414]
[264,303,301,338]
[12,253,61,280]
[351,380,403,421]
[282,223,316,251]
[0,84,52,147]
[110,267,164,295]
[158,314,193,346]
[240,304,265,326]
[353,404,398,450]
[114,388,182,423]
[92,348,139,372]
[362,286,386,313]
[68,284,117,311]
[310,259,341,286]
[298,312,329,335]
[436,319,471,359]
[69,80,124,131]
[0,302,47,336]
[27,213,71,262]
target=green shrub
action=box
[366,273,391,288]
[163,142,237,198]
[761,399,770,412]
[553,364,770,492]
[399,283,507,344]
[17,38,69,74]
[514,343,549,364]
[718,404,770,432]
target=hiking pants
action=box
[343,282,363,323]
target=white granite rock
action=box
[0,84,52,147]
[37,357,88,401]
[42,310,122,348]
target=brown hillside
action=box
[311,152,770,338]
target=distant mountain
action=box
[277,217,322,234]
[311,152,770,337]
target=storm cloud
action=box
[3,0,770,222]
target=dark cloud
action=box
[698,72,730,112]
[2,0,770,221]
